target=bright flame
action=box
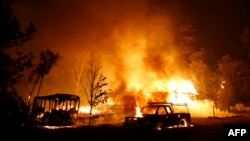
[168,94,192,104]
[79,106,101,115]
[135,106,142,117]
[130,77,231,118]
[167,79,197,104]
[167,79,197,95]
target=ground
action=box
[3,115,250,141]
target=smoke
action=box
[13,0,210,118]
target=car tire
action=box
[179,118,188,127]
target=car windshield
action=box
[141,106,157,114]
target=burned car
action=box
[29,93,80,127]
[124,102,192,130]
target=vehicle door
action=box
[155,106,169,126]
[159,105,176,127]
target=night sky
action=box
[11,0,250,103]
[183,0,250,58]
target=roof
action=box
[147,102,188,106]
[34,93,80,101]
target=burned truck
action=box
[29,93,80,127]
[124,102,192,130]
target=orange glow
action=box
[167,79,198,95]
[166,79,197,104]
[13,1,238,126]
[40,125,73,129]
[125,76,224,118]
[135,106,142,117]
[127,76,198,105]
[79,106,101,116]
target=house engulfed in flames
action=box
[134,79,198,117]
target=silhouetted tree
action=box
[188,48,220,116]
[216,55,246,111]
[232,63,250,106]
[237,26,250,106]
[0,0,61,127]
[176,16,197,48]
[240,26,250,61]
[81,53,111,126]
[27,49,61,106]
[0,0,36,127]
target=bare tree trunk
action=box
[89,92,93,126]
[25,82,32,107]
[27,77,39,106]
[89,105,92,126]
[213,106,216,118]
[72,61,84,95]
[37,76,44,97]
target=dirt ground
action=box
[4,115,250,141]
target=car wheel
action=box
[179,118,188,127]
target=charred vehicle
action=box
[124,102,192,130]
[29,93,80,127]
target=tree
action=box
[0,0,61,126]
[0,0,35,95]
[176,15,197,48]
[188,48,221,117]
[175,15,198,66]
[240,26,250,61]
[81,53,111,126]
[0,0,36,126]
[72,60,85,95]
[27,49,61,106]
[188,48,220,101]
[216,55,246,111]
[232,63,250,106]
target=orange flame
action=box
[166,79,197,104]
[135,106,142,117]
